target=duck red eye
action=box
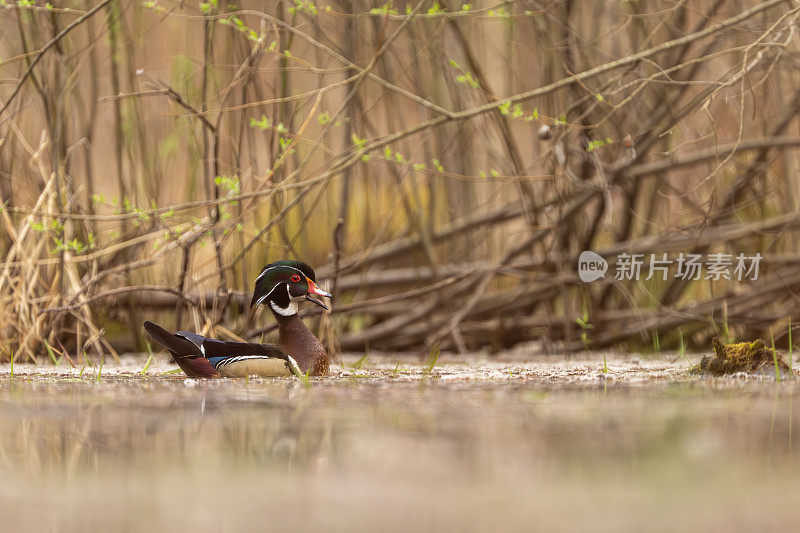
[291,274,301,283]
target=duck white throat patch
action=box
[269,284,301,316]
[270,299,298,316]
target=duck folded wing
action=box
[143,321,220,378]
[144,321,301,378]
[176,331,285,359]
[176,331,301,378]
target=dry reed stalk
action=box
[2,1,800,359]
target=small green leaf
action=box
[351,133,366,149]
[317,111,331,125]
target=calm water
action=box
[1,360,799,531]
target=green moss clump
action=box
[692,337,790,376]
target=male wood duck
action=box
[143,260,331,378]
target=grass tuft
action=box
[351,353,369,370]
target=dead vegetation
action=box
[2,1,800,362]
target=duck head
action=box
[250,260,332,317]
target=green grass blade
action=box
[141,354,154,375]
[142,341,153,376]
[43,339,60,366]
[771,329,781,383]
[298,369,311,388]
[141,341,155,375]
[351,353,369,369]
[426,344,440,372]
[789,317,793,376]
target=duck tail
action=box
[143,321,220,378]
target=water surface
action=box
[1,358,798,531]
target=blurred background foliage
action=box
[2,0,800,362]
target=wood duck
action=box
[143,260,331,378]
